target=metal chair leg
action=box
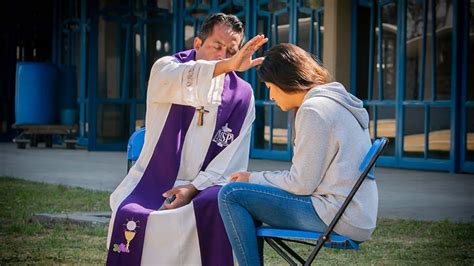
[273,238,306,264]
[264,238,298,266]
[304,237,326,266]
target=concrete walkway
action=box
[1,143,473,222]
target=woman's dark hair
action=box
[257,43,332,93]
[198,13,245,46]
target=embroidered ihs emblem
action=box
[212,123,234,147]
[113,219,139,253]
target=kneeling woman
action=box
[218,43,378,266]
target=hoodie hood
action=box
[304,82,369,129]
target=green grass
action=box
[0,176,473,265]
[0,176,109,264]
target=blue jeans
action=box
[218,182,328,266]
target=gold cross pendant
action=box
[196,106,210,126]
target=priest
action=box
[106,13,267,265]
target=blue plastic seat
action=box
[127,127,145,172]
[256,137,388,265]
[257,227,359,250]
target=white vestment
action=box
[107,53,255,265]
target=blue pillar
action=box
[172,0,184,53]
[79,0,88,145]
[395,0,407,165]
[52,0,59,65]
[88,0,99,151]
[451,0,465,172]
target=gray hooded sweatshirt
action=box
[249,82,378,241]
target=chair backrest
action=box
[358,137,387,180]
[127,127,146,161]
[326,137,388,232]
[297,137,386,252]
[305,137,388,264]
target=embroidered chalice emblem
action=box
[124,220,138,252]
[113,219,140,253]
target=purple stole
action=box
[106,49,252,266]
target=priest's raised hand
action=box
[213,34,268,77]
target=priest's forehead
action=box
[198,13,245,47]
[206,24,241,51]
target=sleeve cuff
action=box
[191,171,219,191]
[249,172,265,185]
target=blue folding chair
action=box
[127,127,146,172]
[256,137,388,265]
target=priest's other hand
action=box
[214,34,268,77]
[229,172,251,183]
[162,184,198,210]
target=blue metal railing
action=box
[54,0,471,172]
[351,0,471,173]
[249,0,324,161]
